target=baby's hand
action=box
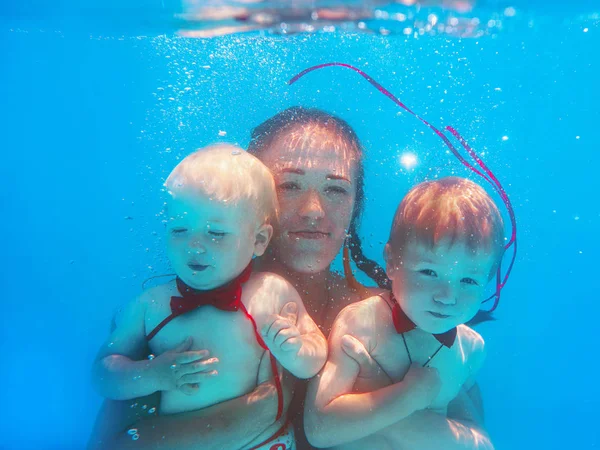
[261,302,302,356]
[148,337,218,396]
[402,363,441,411]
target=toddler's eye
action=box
[278,182,300,191]
[171,228,187,235]
[419,269,437,277]
[461,277,479,286]
[208,231,226,238]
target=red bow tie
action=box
[170,263,253,316]
[390,293,457,348]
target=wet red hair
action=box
[389,177,504,270]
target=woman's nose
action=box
[299,190,325,220]
[433,282,457,305]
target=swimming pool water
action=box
[1,3,599,449]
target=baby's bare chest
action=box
[145,301,266,414]
[146,302,264,365]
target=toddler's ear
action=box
[383,243,396,278]
[253,224,273,257]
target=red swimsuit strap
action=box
[246,419,291,450]
[145,288,284,422]
[237,301,284,422]
[146,313,175,341]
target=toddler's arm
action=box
[303,301,441,448]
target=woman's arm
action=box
[380,400,493,450]
[88,352,291,450]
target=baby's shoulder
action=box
[137,280,175,306]
[246,271,298,296]
[243,271,301,311]
[116,281,173,317]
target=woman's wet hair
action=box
[248,106,390,289]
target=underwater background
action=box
[1,1,599,448]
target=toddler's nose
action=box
[433,282,457,305]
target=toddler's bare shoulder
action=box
[456,325,487,367]
[332,295,389,336]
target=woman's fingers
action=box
[177,369,218,386]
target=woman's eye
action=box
[325,185,348,195]
[278,182,300,191]
[208,231,226,238]
[170,228,187,235]
[461,277,479,286]
[419,269,437,277]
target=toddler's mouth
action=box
[428,311,451,319]
[188,264,209,272]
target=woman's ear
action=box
[253,223,273,257]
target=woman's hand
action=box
[147,337,219,395]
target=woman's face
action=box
[259,125,359,274]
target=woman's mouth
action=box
[288,231,329,240]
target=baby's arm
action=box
[92,294,213,400]
[91,295,157,400]
[303,301,440,448]
[259,276,327,379]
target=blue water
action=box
[1,6,599,449]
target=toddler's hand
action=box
[261,302,302,355]
[402,363,441,411]
[149,337,218,395]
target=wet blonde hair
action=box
[165,143,278,224]
[389,177,504,270]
